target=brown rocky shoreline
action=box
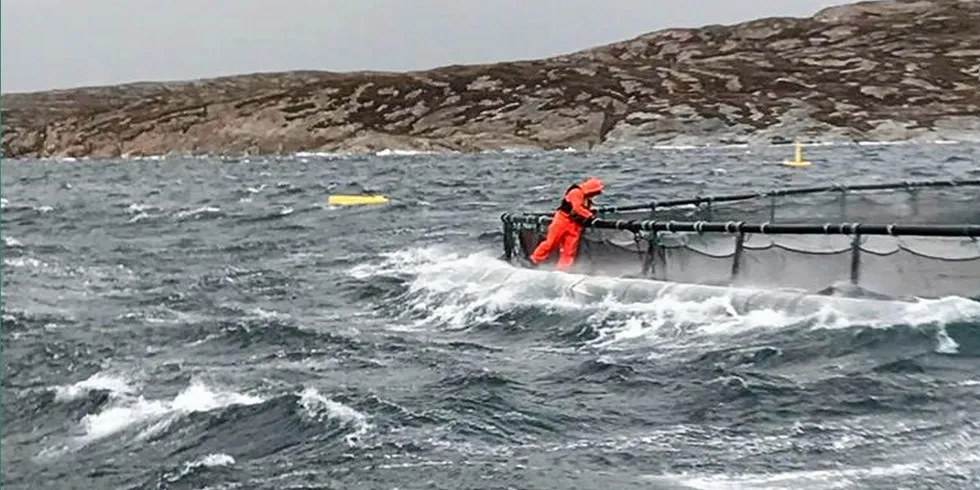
[2,0,979,159]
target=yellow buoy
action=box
[326,194,390,206]
[783,141,812,167]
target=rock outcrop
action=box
[3,0,979,158]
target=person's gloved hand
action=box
[585,216,597,226]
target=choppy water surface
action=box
[3,142,980,490]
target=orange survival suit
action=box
[529,177,604,271]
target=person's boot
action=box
[519,256,539,269]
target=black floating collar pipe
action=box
[521,178,980,216]
[500,213,980,237]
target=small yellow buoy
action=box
[326,194,390,206]
[783,141,812,167]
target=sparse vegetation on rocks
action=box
[3,0,978,158]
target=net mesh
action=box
[508,181,980,300]
[597,184,980,225]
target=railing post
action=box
[730,231,745,282]
[654,237,666,280]
[641,232,657,278]
[502,217,514,261]
[849,233,862,285]
[839,188,848,221]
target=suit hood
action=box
[579,177,604,196]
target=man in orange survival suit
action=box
[529,177,604,271]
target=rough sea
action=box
[3,141,980,490]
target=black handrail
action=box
[501,213,980,237]
[519,178,980,216]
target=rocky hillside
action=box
[3,0,979,158]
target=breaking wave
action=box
[348,245,980,356]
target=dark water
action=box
[3,142,980,490]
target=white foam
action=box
[585,292,802,351]
[3,236,24,247]
[129,212,154,223]
[158,452,236,486]
[249,307,290,320]
[349,246,798,348]
[52,371,136,402]
[351,246,583,329]
[672,451,980,490]
[349,245,980,352]
[297,387,371,446]
[127,202,158,213]
[375,148,433,156]
[294,150,345,158]
[808,295,980,355]
[176,206,221,220]
[45,378,265,452]
[192,453,235,467]
[3,256,44,268]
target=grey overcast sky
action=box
[2,0,854,93]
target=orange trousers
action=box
[529,213,583,271]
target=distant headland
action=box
[2,0,979,159]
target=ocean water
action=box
[3,141,980,490]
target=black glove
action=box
[584,216,597,226]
